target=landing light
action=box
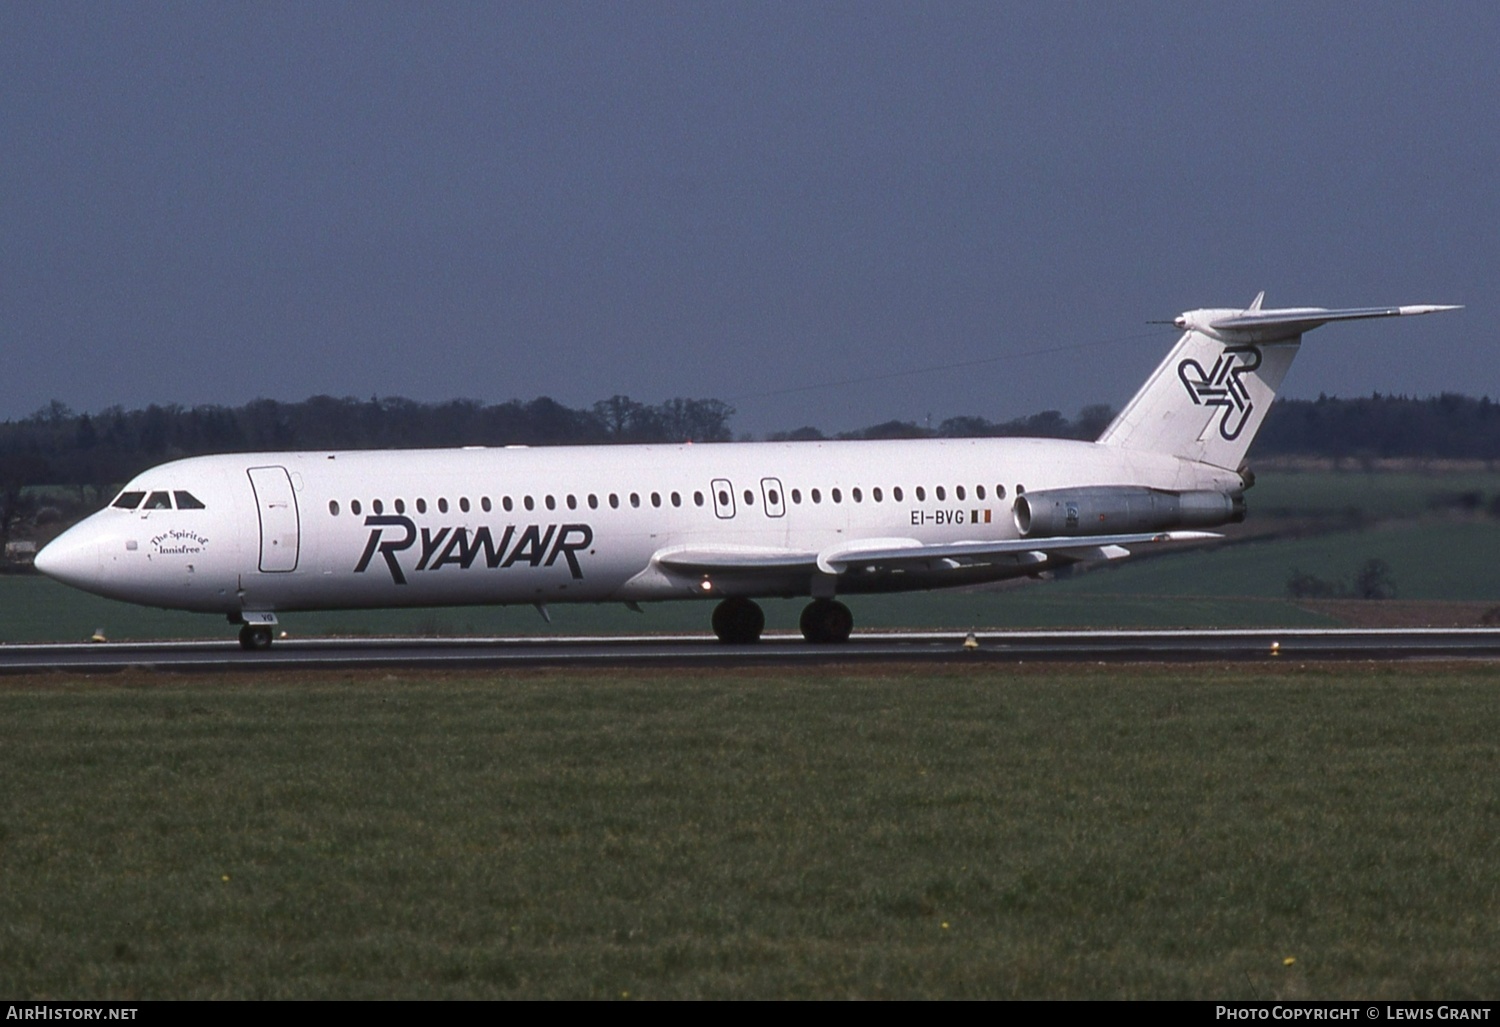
[699,579,714,592]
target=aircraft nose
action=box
[34,529,100,589]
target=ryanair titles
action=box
[354,515,594,585]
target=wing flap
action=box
[653,531,1218,578]
[819,530,1218,572]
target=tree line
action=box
[5,391,1500,543]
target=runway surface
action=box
[6,627,1500,674]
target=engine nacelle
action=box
[1013,486,1245,538]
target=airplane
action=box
[34,295,1459,650]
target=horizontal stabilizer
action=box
[1206,303,1462,341]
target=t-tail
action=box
[1096,293,1462,471]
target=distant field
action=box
[1245,467,1500,519]
[1060,521,1500,603]
[6,468,1500,643]
[3,664,1497,999]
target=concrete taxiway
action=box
[4,628,1500,674]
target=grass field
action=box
[3,663,1498,999]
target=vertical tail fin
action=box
[1096,295,1461,470]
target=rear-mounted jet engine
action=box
[1013,486,1245,538]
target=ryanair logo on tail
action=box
[1178,345,1262,441]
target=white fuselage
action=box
[37,437,1239,616]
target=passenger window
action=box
[417,498,428,514]
[566,495,577,510]
[791,489,801,504]
[460,497,471,513]
[915,486,926,501]
[651,493,661,508]
[893,486,904,502]
[1016,485,1025,495]
[610,494,620,509]
[328,500,339,516]
[524,496,535,511]
[630,493,640,508]
[717,489,730,507]
[936,486,946,501]
[743,490,754,506]
[851,488,861,502]
[174,491,206,510]
[996,485,1006,499]
[976,485,986,500]
[588,495,598,509]
[811,489,822,504]
[112,491,146,510]
[144,491,172,510]
[671,492,681,507]
[372,499,384,515]
[694,491,705,507]
[831,488,842,503]
[873,487,883,502]
[482,497,492,513]
[438,498,449,513]
[545,496,556,510]
[352,500,362,515]
[503,497,514,512]
[767,489,779,505]
[394,499,406,514]
[956,485,965,501]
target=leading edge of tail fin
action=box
[1097,294,1461,470]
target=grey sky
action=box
[2,2,1492,437]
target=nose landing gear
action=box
[231,612,278,651]
[238,624,274,650]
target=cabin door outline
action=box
[759,477,786,518]
[247,466,301,572]
[711,478,736,519]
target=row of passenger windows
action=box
[112,490,206,511]
[327,483,1020,517]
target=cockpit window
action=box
[112,491,146,510]
[143,491,173,510]
[174,491,206,510]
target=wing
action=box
[653,530,1218,578]
[653,544,820,574]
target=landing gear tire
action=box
[711,598,765,644]
[800,599,854,644]
[239,624,274,651]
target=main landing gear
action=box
[711,597,765,644]
[710,597,854,644]
[799,598,854,644]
